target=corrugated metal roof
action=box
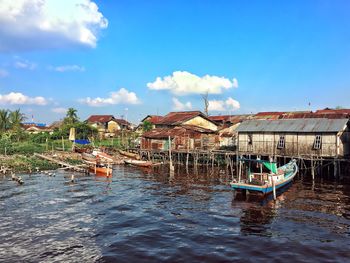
[157,111,204,125]
[236,118,349,133]
[87,115,114,123]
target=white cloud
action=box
[0,69,9,78]
[79,88,140,107]
[0,92,47,105]
[14,59,37,70]
[0,0,108,52]
[51,65,85,72]
[52,107,67,113]
[147,71,238,96]
[172,98,192,111]
[208,97,240,112]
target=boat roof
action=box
[236,118,349,133]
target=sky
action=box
[0,0,349,124]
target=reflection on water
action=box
[0,165,349,262]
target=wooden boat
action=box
[82,152,97,162]
[118,149,140,160]
[124,159,153,168]
[230,159,298,195]
[89,163,113,177]
[92,150,114,163]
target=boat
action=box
[124,159,153,168]
[81,152,98,163]
[89,163,113,177]
[230,159,298,195]
[118,149,140,160]
[92,150,114,163]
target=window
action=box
[313,135,322,150]
[248,134,253,145]
[277,135,285,149]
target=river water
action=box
[0,165,349,262]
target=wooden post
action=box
[62,136,65,151]
[272,176,276,200]
[238,159,242,183]
[169,136,174,172]
[311,157,315,181]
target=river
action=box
[0,165,349,262]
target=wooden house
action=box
[236,118,350,158]
[155,111,218,131]
[141,125,219,151]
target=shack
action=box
[141,125,219,151]
[236,118,350,158]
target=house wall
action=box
[141,134,219,151]
[183,116,218,131]
[107,121,120,132]
[238,132,342,158]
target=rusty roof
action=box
[141,115,163,124]
[87,115,115,123]
[114,118,131,126]
[315,109,350,115]
[236,118,349,133]
[156,111,213,125]
[209,114,252,124]
[142,125,215,139]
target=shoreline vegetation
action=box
[0,108,136,174]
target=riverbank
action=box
[0,152,83,174]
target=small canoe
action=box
[82,153,97,163]
[124,159,153,168]
[92,150,114,163]
[119,150,140,160]
[89,164,113,177]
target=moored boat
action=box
[81,152,97,163]
[118,149,140,160]
[92,150,114,163]
[124,159,153,168]
[230,159,298,195]
[89,163,113,177]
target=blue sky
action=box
[0,0,349,124]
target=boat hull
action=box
[124,159,153,168]
[119,150,140,160]
[89,166,113,176]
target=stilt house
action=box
[236,118,350,158]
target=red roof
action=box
[87,115,115,123]
[209,115,251,124]
[156,111,212,125]
[255,111,285,116]
[141,115,163,124]
[114,118,131,126]
[315,109,350,115]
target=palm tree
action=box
[0,109,10,132]
[9,109,26,129]
[64,108,79,125]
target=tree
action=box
[64,108,79,125]
[142,120,152,132]
[9,109,26,129]
[202,92,209,116]
[0,109,10,132]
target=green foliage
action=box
[142,120,152,132]
[63,107,79,125]
[0,109,10,132]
